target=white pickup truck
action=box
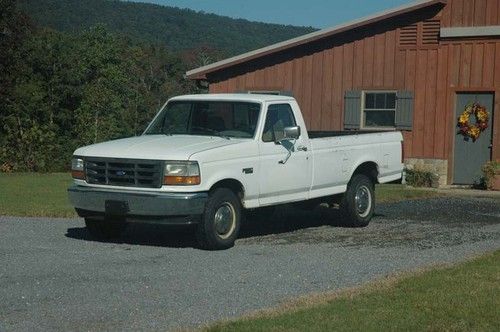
[69,94,403,249]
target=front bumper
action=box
[68,185,208,224]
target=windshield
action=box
[144,100,261,139]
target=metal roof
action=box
[441,25,500,38]
[186,0,446,80]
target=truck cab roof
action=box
[169,93,295,103]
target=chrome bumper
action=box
[68,185,208,224]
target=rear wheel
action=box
[339,174,375,227]
[85,218,127,240]
[196,188,242,250]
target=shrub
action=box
[481,161,500,190]
[405,168,438,188]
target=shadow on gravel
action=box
[64,205,365,249]
[239,206,376,237]
[65,224,198,248]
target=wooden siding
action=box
[206,0,500,182]
[442,0,500,27]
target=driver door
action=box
[258,103,312,206]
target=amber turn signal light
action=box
[164,176,200,186]
[71,170,85,180]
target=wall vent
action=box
[399,24,418,47]
[422,20,440,46]
[399,20,440,48]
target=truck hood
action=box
[74,135,243,160]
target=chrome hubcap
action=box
[355,185,372,218]
[214,202,236,239]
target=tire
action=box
[196,188,242,250]
[339,174,375,227]
[85,218,127,240]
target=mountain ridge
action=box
[18,0,317,56]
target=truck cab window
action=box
[162,103,191,133]
[262,104,297,142]
[145,101,261,138]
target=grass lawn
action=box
[0,173,75,218]
[0,173,441,218]
[376,183,442,203]
[206,251,500,332]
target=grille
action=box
[85,158,163,188]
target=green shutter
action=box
[396,91,414,130]
[344,90,362,129]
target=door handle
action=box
[297,145,308,152]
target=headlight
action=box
[71,157,85,180]
[163,161,200,185]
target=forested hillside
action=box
[1,0,314,173]
[1,1,197,172]
[18,0,316,56]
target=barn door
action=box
[453,93,494,184]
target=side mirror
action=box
[282,126,300,140]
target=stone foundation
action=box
[404,158,448,187]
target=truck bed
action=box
[308,130,383,139]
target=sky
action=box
[131,0,417,28]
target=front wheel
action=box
[196,188,242,250]
[339,174,375,227]
[85,218,127,240]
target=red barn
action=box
[187,0,500,186]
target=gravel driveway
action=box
[1,196,499,331]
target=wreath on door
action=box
[457,102,489,142]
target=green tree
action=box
[1,9,202,172]
[73,25,134,145]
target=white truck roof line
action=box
[170,93,296,103]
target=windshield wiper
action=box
[216,133,231,140]
[190,127,231,140]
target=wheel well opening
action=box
[353,162,379,184]
[210,179,245,201]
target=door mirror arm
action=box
[278,138,297,164]
[275,126,301,164]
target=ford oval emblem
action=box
[116,170,126,176]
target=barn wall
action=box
[207,0,500,181]
[441,0,500,27]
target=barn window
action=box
[362,91,397,129]
[344,90,414,130]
